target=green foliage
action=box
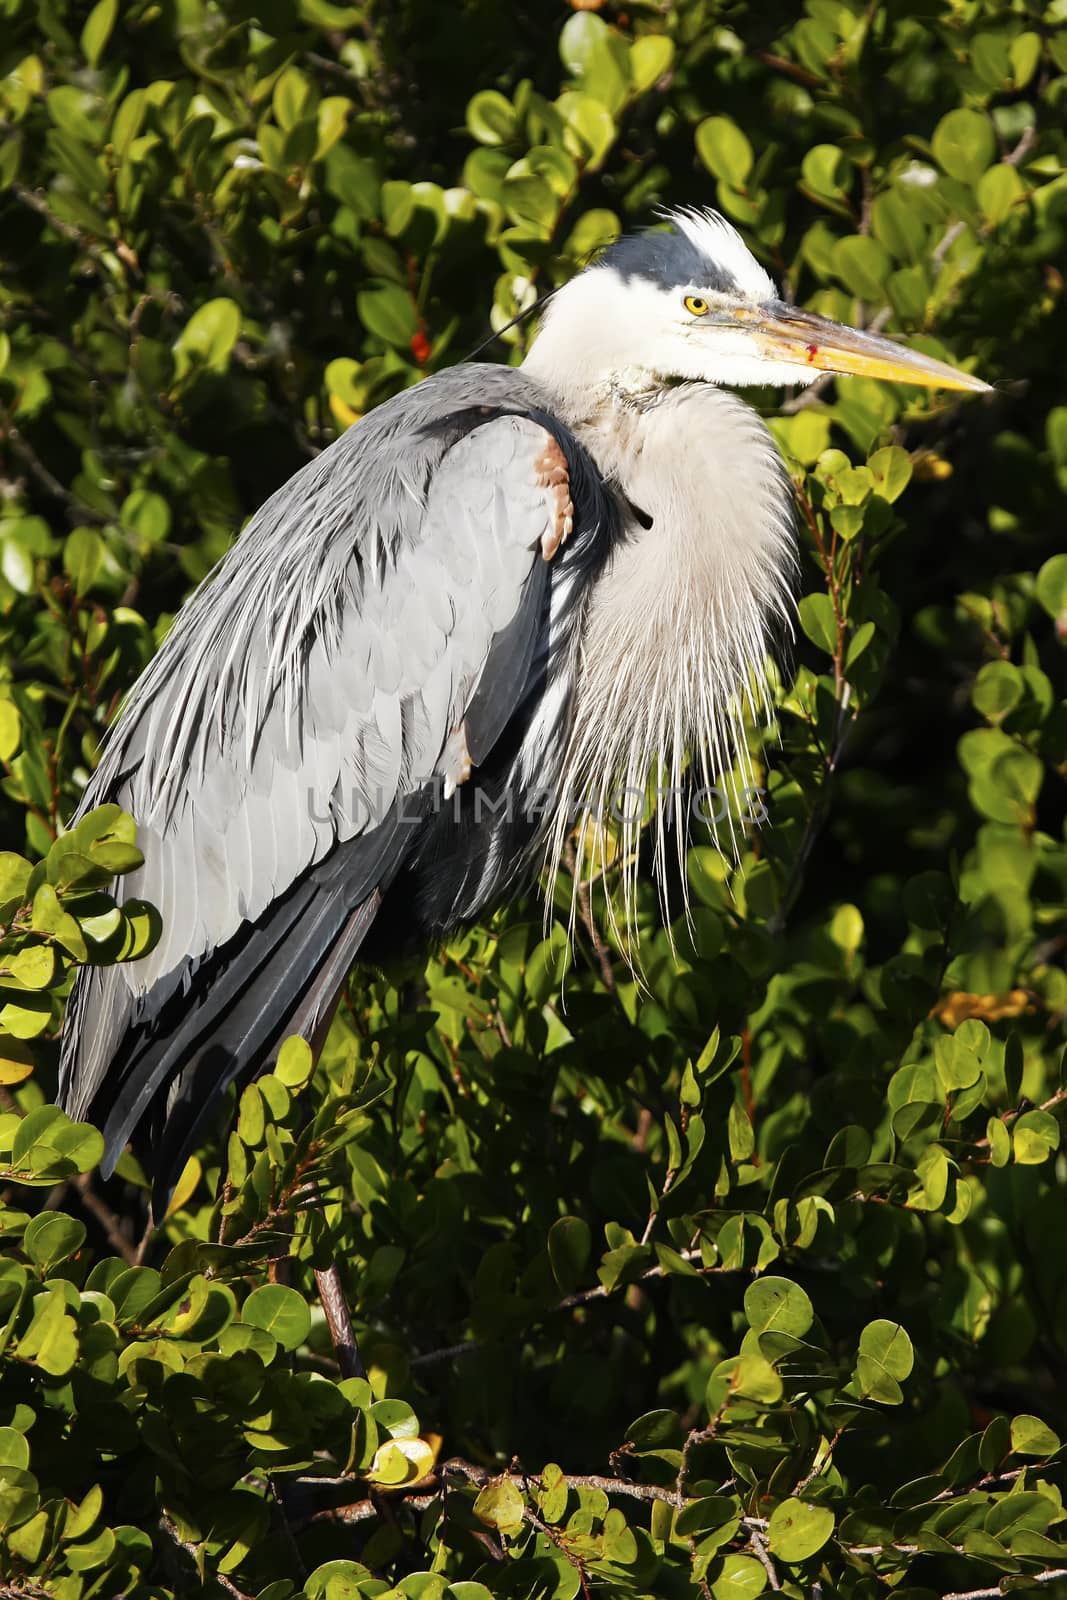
[1,0,1066,1597]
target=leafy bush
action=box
[2,0,1067,1597]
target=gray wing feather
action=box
[62,367,569,1119]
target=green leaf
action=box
[111,89,145,157]
[709,1552,767,1599]
[725,1352,783,1404]
[969,745,1043,824]
[630,36,674,92]
[502,175,557,231]
[63,528,104,596]
[6,1104,104,1182]
[772,410,830,467]
[2,539,35,597]
[767,1498,835,1562]
[833,236,892,301]
[987,1117,1011,1167]
[563,208,620,262]
[0,702,21,763]
[871,190,927,262]
[316,96,350,159]
[696,118,753,188]
[675,1495,741,1539]
[275,1035,314,1089]
[1035,553,1067,620]
[935,1036,981,1091]
[1010,31,1041,87]
[830,903,863,954]
[80,0,117,66]
[801,144,852,202]
[728,1098,754,1162]
[0,852,31,912]
[304,1561,374,1600]
[381,179,415,236]
[1010,1415,1060,1457]
[559,12,609,74]
[466,90,516,146]
[31,885,86,960]
[582,40,630,115]
[356,285,417,347]
[557,92,615,166]
[978,163,1024,226]
[855,1319,914,1403]
[273,66,312,131]
[538,1462,569,1525]
[744,1276,814,1339]
[121,490,171,543]
[237,1082,266,1147]
[798,592,838,655]
[932,108,996,184]
[547,1215,591,1294]
[17,1285,78,1375]
[0,1430,30,1471]
[173,299,242,380]
[973,661,1023,720]
[868,445,911,503]
[0,1466,39,1535]
[473,1478,525,1537]
[66,1526,116,1571]
[23,1211,86,1270]
[241,1285,311,1351]
[1012,1109,1059,1166]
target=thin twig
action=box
[11,183,112,270]
[72,1173,137,1264]
[563,841,615,993]
[158,1513,255,1599]
[1003,122,1037,168]
[269,1478,308,1583]
[411,1338,482,1369]
[315,1262,366,1380]
[133,1214,157,1265]
[794,1426,841,1493]
[942,1573,1067,1600]
[973,1086,1067,1150]
[3,425,109,526]
[411,1244,739,1367]
[290,1454,1067,1593]
[521,1473,593,1600]
[748,1528,780,1590]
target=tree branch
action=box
[292,1454,1067,1596]
[315,1262,366,1380]
[942,1573,1066,1600]
[411,1246,742,1367]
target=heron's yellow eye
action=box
[684,295,709,316]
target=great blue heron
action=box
[58,208,988,1203]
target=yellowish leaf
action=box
[0,1034,35,1085]
[934,990,1031,1027]
[365,1435,438,1487]
[329,394,361,431]
[164,1155,202,1218]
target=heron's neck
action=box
[522,307,665,427]
[524,370,661,431]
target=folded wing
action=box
[59,369,604,1190]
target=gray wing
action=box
[61,387,572,1124]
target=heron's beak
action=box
[744,301,991,394]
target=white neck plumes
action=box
[525,300,796,946]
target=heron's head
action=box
[524,207,989,404]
